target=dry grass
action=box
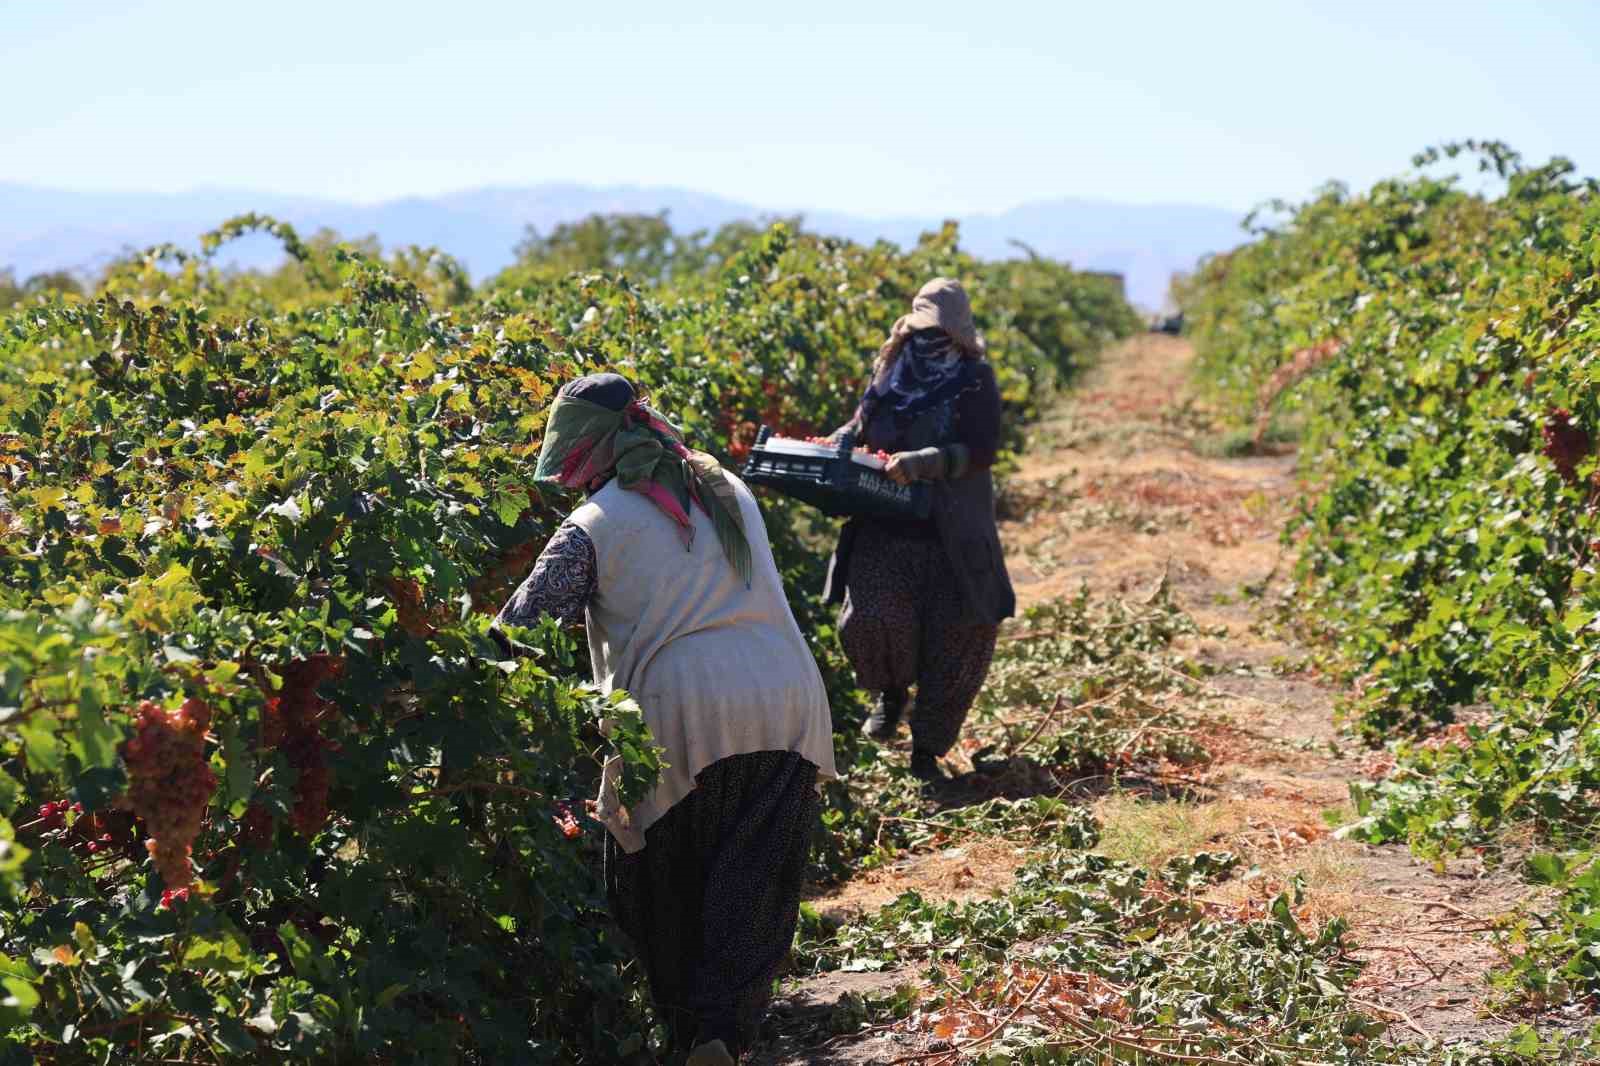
[807,837,1026,921]
[1092,793,1245,871]
[1204,839,1364,929]
[1094,790,1348,870]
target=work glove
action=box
[884,444,973,484]
[885,447,947,485]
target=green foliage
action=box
[0,268,83,310]
[1181,142,1600,1006]
[0,212,1138,1061]
[505,211,785,288]
[981,246,1143,391]
[797,839,1399,1064]
[974,582,1215,774]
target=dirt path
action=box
[753,335,1537,1063]
[1000,335,1538,1046]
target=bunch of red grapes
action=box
[469,539,540,615]
[120,698,217,889]
[383,576,441,638]
[550,800,582,840]
[33,799,81,831]
[1542,408,1591,484]
[259,656,343,839]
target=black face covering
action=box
[901,327,958,362]
[863,327,970,429]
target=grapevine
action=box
[0,210,1139,1061]
[257,655,343,840]
[118,698,217,889]
[1182,141,1600,1014]
[469,539,540,614]
[383,576,447,638]
[1542,407,1590,484]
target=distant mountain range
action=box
[0,182,1248,309]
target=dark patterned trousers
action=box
[605,750,819,1058]
[838,523,1000,757]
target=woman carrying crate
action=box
[825,278,1016,782]
[494,372,837,1066]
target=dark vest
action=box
[823,361,1016,625]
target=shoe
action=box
[687,1038,737,1066]
[861,688,908,741]
[910,749,946,783]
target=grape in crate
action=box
[493,373,836,1066]
[823,278,1016,782]
[742,429,933,522]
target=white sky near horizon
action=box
[2,0,1596,217]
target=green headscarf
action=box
[534,378,753,586]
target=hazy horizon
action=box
[0,180,1247,308]
[0,176,1247,218]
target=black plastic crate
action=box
[741,426,932,520]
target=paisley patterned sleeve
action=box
[497,521,597,630]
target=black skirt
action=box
[604,749,820,1056]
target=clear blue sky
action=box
[3,0,1595,216]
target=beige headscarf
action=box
[873,277,985,384]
